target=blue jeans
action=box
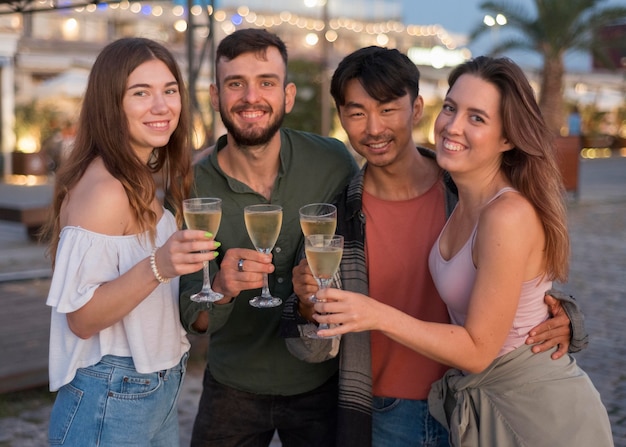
[372,396,450,447]
[190,369,338,447]
[48,353,187,446]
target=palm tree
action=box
[470,0,626,133]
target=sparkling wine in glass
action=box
[305,234,343,338]
[299,203,337,237]
[183,198,223,303]
[244,204,283,308]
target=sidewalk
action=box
[0,156,625,446]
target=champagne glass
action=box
[183,198,223,303]
[305,234,343,338]
[244,204,283,308]
[299,203,337,237]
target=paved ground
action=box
[0,156,625,446]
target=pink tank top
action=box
[428,187,551,356]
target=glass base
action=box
[249,296,282,308]
[306,296,338,338]
[190,290,224,303]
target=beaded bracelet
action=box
[150,246,170,284]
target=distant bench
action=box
[0,181,53,240]
[0,204,50,239]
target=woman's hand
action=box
[312,288,386,337]
[155,229,219,279]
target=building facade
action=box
[0,0,464,175]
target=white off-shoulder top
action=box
[46,210,190,391]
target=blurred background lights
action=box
[214,10,226,21]
[304,0,326,7]
[231,13,243,26]
[484,13,507,27]
[376,34,389,46]
[173,19,187,32]
[325,29,337,42]
[61,18,78,40]
[305,32,319,46]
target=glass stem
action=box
[201,256,211,293]
[315,280,331,330]
[260,273,271,298]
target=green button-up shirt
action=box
[180,128,359,395]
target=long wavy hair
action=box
[447,56,569,281]
[42,37,192,266]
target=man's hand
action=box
[211,248,273,300]
[292,258,318,322]
[526,294,571,359]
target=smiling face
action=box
[434,73,513,177]
[210,47,296,148]
[338,79,423,168]
[123,59,181,161]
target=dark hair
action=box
[43,37,192,264]
[215,28,289,85]
[330,46,420,108]
[447,56,569,281]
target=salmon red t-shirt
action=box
[363,181,450,400]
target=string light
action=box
[58,1,460,50]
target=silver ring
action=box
[237,258,245,272]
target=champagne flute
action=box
[305,234,343,338]
[183,198,223,303]
[299,203,337,237]
[244,204,283,308]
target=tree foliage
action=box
[283,58,326,135]
[470,0,626,133]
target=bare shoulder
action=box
[479,191,541,239]
[63,159,132,235]
[476,190,545,279]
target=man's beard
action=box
[219,103,285,147]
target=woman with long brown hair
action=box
[42,37,217,445]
